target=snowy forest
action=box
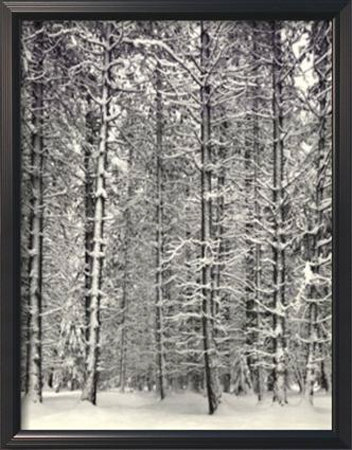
[21,20,332,429]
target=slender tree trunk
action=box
[183,171,201,392]
[305,22,329,405]
[271,21,287,405]
[305,295,318,403]
[244,111,255,385]
[80,114,107,404]
[119,144,134,392]
[215,118,229,389]
[200,21,221,415]
[81,29,111,404]
[27,23,44,403]
[119,263,128,392]
[253,154,263,402]
[84,94,95,366]
[155,61,166,400]
[214,122,226,301]
[251,22,264,401]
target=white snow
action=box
[304,261,314,284]
[22,390,331,430]
[111,156,128,173]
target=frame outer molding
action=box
[334,0,352,445]
[0,0,351,449]
[1,0,18,447]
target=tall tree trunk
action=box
[84,94,95,366]
[119,274,127,392]
[155,61,166,400]
[119,144,134,392]
[251,21,264,402]
[81,29,111,404]
[119,245,128,392]
[27,23,44,403]
[244,110,255,386]
[184,172,201,392]
[215,117,229,391]
[271,21,287,406]
[305,21,329,405]
[214,121,227,301]
[200,21,221,415]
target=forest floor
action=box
[22,389,331,430]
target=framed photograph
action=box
[1,0,351,448]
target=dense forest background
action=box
[21,20,332,416]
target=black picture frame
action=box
[1,1,351,448]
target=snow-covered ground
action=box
[22,390,331,430]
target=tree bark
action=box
[244,109,255,384]
[214,117,231,391]
[271,21,287,406]
[81,27,111,404]
[27,22,44,403]
[119,144,134,392]
[84,94,95,365]
[251,21,264,402]
[155,61,166,400]
[200,21,221,415]
[305,21,329,405]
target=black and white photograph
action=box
[21,19,332,430]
